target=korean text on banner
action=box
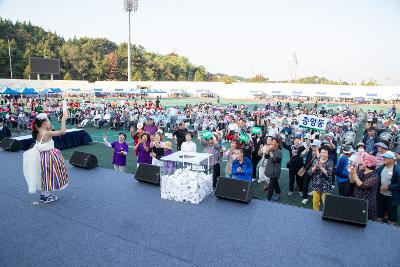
[298,114,329,131]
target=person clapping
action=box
[348,153,378,221]
[150,132,165,167]
[231,148,253,181]
[376,151,400,225]
[135,132,152,166]
[264,137,283,201]
[201,133,223,189]
[310,146,334,211]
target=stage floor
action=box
[1,150,399,267]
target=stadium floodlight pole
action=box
[124,0,139,82]
[292,53,298,83]
[321,70,324,85]
[8,39,13,79]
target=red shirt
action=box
[226,134,235,141]
[132,129,143,156]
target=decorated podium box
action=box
[160,151,213,204]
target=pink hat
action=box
[362,153,380,168]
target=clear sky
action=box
[1,0,399,85]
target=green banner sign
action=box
[201,130,213,139]
[239,133,250,143]
[251,127,262,135]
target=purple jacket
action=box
[137,141,152,164]
[144,125,158,135]
[111,141,129,166]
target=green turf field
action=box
[82,96,394,111]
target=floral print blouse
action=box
[311,158,334,193]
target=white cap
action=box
[326,132,335,138]
[382,151,396,160]
[311,140,321,147]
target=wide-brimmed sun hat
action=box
[163,141,173,150]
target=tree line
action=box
[0,18,230,82]
[0,18,377,85]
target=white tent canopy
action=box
[1,79,399,100]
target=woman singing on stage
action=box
[23,112,69,203]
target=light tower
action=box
[124,0,139,81]
[292,53,298,82]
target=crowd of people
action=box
[1,94,400,224]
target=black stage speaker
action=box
[69,151,98,169]
[135,164,160,185]
[1,138,22,152]
[214,177,252,204]
[322,194,368,227]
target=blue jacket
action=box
[335,155,350,184]
[232,157,253,181]
[362,135,380,155]
[377,164,400,207]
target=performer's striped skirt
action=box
[40,149,69,192]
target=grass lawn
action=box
[71,96,395,111]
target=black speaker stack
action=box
[1,138,22,152]
[135,164,161,185]
[69,151,98,170]
[214,177,253,204]
[322,194,368,227]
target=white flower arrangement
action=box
[160,168,213,204]
[36,113,48,120]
